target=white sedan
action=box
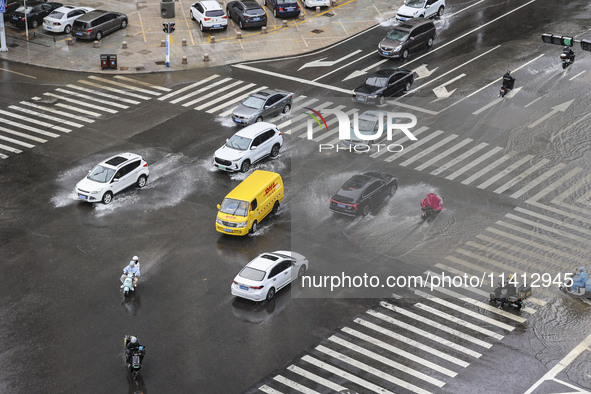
[43,5,94,34]
[231,251,308,302]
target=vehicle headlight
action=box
[216,218,223,225]
[394,45,402,51]
[90,190,100,194]
[368,95,377,99]
[236,221,247,228]
[352,92,357,96]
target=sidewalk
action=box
[0,0,400,73]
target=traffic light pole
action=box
[162,22,175,68]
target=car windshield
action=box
[48,11,65,19]
[225,135,252,151]
[351,119,379,135]
[386,29,409,41]
[205,10,225,17]
[242,96,265,109]
[87,165,115,183]
[15,6,32,14]
[365,77,388,87]
[277,0,295,3]
[404,0,425,8]
[239,266,266,281]
[244,8,265,16]
[220,198,249,217]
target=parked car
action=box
[214,122,283,172]
[263,0,300,18]
[226,0,267,29]
[71,9,128,40]
[378,18,436,59]
[190,0,227,32]
[43,5,93,34]
[232,89,293,126]
[342,110,389,147]
[231,251,309,301]
[75,153,149,204]
[4,0,28,21]
[396,0,445,21]
[303,0,330,7]
[330,172,397,216]
[353,68,414,104]
[9,1,62,29]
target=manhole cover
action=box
[135,66,145,71]
[138,49,151,55]
[120,51,133,57]
[7,43,19,48]
[311,29,324,34]
[154,61,166,65]
[119,66,129,71]
[324,12,334,17]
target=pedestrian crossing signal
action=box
[162,22,175,34]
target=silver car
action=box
[232,89,293,126]
[342,110,389,147]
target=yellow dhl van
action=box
[216,170,284,236]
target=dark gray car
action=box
[71,9,127,40]
[378,18,436,59]
[231,89,293,126]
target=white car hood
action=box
[215,145,245,162]
[76,177,107,192]
[397,4,421,16]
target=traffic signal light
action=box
[162,22,176,34]
[581,39,591,52]
[541,34,574,46]
[169,23,175,34]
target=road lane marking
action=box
[87,76,161,96]
[114,75,172,91]
[233,64,353,94]
[0,125,46,143]
[569,70,586,80]
[183,80,244,108]
[400,134,458,167]
[77,79,151,100]
[0,118,59,138]
[54,102,102,117]
[460,151,517,185]
[370,126,430,159]
[0,109,71,133]
[445,147,502,180]
[258,385,284,394]
[514,207,591,237]
[195,83,257,111]
[477,154,533,189]
[494,158,550,194]
[54,88,129,109]
[19,102,94,123]
[0,143,23,154]
[0,134,34,148]
[316,344,432,393]
[8,105,83,128]
[277,98,320,131]
[286,365,347,392]
[65,84,141,105]
[368,309,483,357]
[512,163,569,199]
[210,87,269,115]
[284,102,336,135]
[354,317,470,367]
[301,355,395,394]
[272,375,321,394]
[524,97,542,108]
[431,142,487,175]
[384,130,444,162]
[551,172,591,203]
[381,301,496,346]
[341,327,457,377]
[414,137,471,171]
[0,67,37,79]
[507,210,589,240]
[171,77,232,104]
[44,93,117,114]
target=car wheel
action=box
[96,31,103,40]
[240,160,250,173]
[137,175,147,188]
[438,5,444,16]
[401,49,409,60]
[270,144,280,158]
[266,287,275,301]
[102,191,113,204]
[389,184,397,197]
[362,205,370,217]
[377,96,385,105]
[271,201,280,215]
[250,220,258,234]
[298,265,306,278]
[32,20,38,28]
[200,22,205,32]
[282,104,291,114]
[255,116,263,122]
[64,25,71,34]
[404,81,412,92]
[427,37,434,48]
[191,12,195,20]
[121,19,127,29]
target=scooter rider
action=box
[120,256,140,288]
[502,70,515,90]
[571,266,588,293]
[563,46,575,63]
[420,188,443,214]
[126,336,145,364]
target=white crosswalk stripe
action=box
[0,109,70,133]
[78,79,152,100]
[196,83,257,111]
[286,365,347,392]
[399,134,458,167]
[272,375,322,394]
[476,154,534,189]
[430,142,487,175]
[208,86,269,115]
[44,93,117,114]
[113,75,172,91]
[461,151,518,185]
[0,152,8,159]
[370,126,430,159]
[0,143,22,154]
[8,105,83,128]
[171,77,232,104]
[0,125,46,143]
[493,158,550,194]
[65,84,141,105]
[0,134,34,149]
[0,117,60,138]
[510,163,567,199]
[54,88,130,109]
[384,130,444,162]
[157,75,220,101]
[20,101,95,123]
[415,138,472,171]
[258,384,284,394]
[445,146,503,181]
[87,76,161,96]
[182,80,244,107]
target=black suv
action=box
[378,18,436,59]
[226,0,267,29]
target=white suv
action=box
[396,0,445,21]
[190,0,228,32]
[214,122,283,173]
[76,153,149,204]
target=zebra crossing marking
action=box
[157,75,220,101]
[370,126,430,159]
[54,88,129,110]
[183,80,244,107]
[461,151,517,185]
[20,101,95,123]
[286,365,348,392]
[8,105,84,128]
[384,130,444,162]
[0,125,46,143]
[476,154,533,189]
[399,133,458,167]
[44,93,117,114]
[87,76,161,96]
[113,75,172,91]
[510,163,567,199]
[78,79,152,100]
[493,158,550,194]
[526,167,582,204]
[0,143,22,154]
[415,138,472,171]
[446,146,503,180]
[171,77,232,105]
[208,86,269,115]
[258,384,284,394]
[0,117,60,138]
[513,207,591,236]
[272,375,322,394]
[430,142,487,175]
[0,109,71,133]
[0,134,34,149]
[65,84,141,105]
[196,83,257,111]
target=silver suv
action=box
[71,10,128,40]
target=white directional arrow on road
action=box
[472,87,522,115]
[413,64,438,79]
[298,50,363,71]
[432,74,466,99]
[528,99,574,129]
